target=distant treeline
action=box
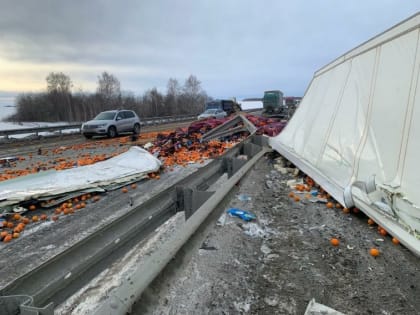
[6,72,210,122]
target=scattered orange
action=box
[3,234,12,243]
[32,216,39,222]
[22,217,30,224]
[367,218,375,225]
[55,208,62,214]
[370,248,380,257]
[80,202,86,208]
[288,192,294,198]
[379,228,387,236]
[294,196,300,202]
[93,195,100,202]
[75,204,81,210]
[335,203,342,209]
[342,208,350,214]
[13,214,21,221]
[131,183,137,189]
[0,231,8,239]
[392,238,400,245]
[2,221,8,227]
[12,232,19,238]
[330,238,340,246]
[63,208,70,215]
[52,215,59,221]
[40,214,47,221]
[29,205,36,211]
[326,202,334,209]
[122,187,128,193]
[7,222,14,229]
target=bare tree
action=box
[165,78,180,115]
[45,72,73,121]
[97,72,121,109]
[46,72,72,94]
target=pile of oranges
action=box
[0,192,103,243]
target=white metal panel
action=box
[0,147,161,206]
[318,49,377,188]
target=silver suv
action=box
[81,110,141,139]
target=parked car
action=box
[197,109,227,120]
[81,110,141,139]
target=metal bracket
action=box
[180,188,214,219]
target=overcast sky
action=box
[0,1,418,104]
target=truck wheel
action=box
[107,126,117,138]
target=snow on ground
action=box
[240,100,263,110]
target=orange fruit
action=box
[155,175,160,180]
[379,228,387,236]
[3,234,12,243]
[13,214,21,221]
[80,202,86,208]
[330,238,340,246]
[40,214,47,221]
[335,203,342,209]
[67,203,73,208]
[52,215,59,221]
[68,208,74,214]
[288,192,294,198]
[2,221,7,227]
[12,232,20,238]
[29,205,36,211]
[122,187,128,193]
[294,196,300,202]
[370,248,380,257]
[326,202,334,209]
[131,183,137,189]
[392,238,400,245]
[342,208,350,214]
[367,218,375,225]
[22,217,30,224]
[55,208,62,214]
[32,216,39,222]
[7,222,14,229]
[63,208,70,215]
[75,204,81,210]
[0,231,8,239]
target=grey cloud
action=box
[0,0,418,98]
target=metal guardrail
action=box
[0,115,198,138]
[0,136,267,315]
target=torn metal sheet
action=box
[304,299,345,315]
[0,147,161,208]
[201,114,257,142]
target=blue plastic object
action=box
[227,208,256,221]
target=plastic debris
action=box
[237,194,252,202]
[227,208,256,221]
[304,298,345,315]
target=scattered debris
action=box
[227,208,256,221]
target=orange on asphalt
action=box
[370,248,380,257]
[330,238,340,246]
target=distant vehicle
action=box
[262,90,284,115]
[197,109,227,120]
[204,99,242,115]
[81,109,141,139]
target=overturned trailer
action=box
[270,13,420,256]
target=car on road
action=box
[197,109,227,120]
[81,110,141,139]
